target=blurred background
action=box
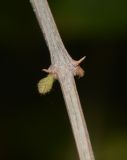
[0,0,127,160]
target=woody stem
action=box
[30,0,95,160]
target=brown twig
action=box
[30,0,95,160]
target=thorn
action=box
[42,67,58,79]
[72,56,86,66]
[42,68,50,73]
[77,56,86,65]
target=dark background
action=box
[0,0,127,160]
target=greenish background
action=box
[0,0,127,160]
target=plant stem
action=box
[30,0,95,160]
